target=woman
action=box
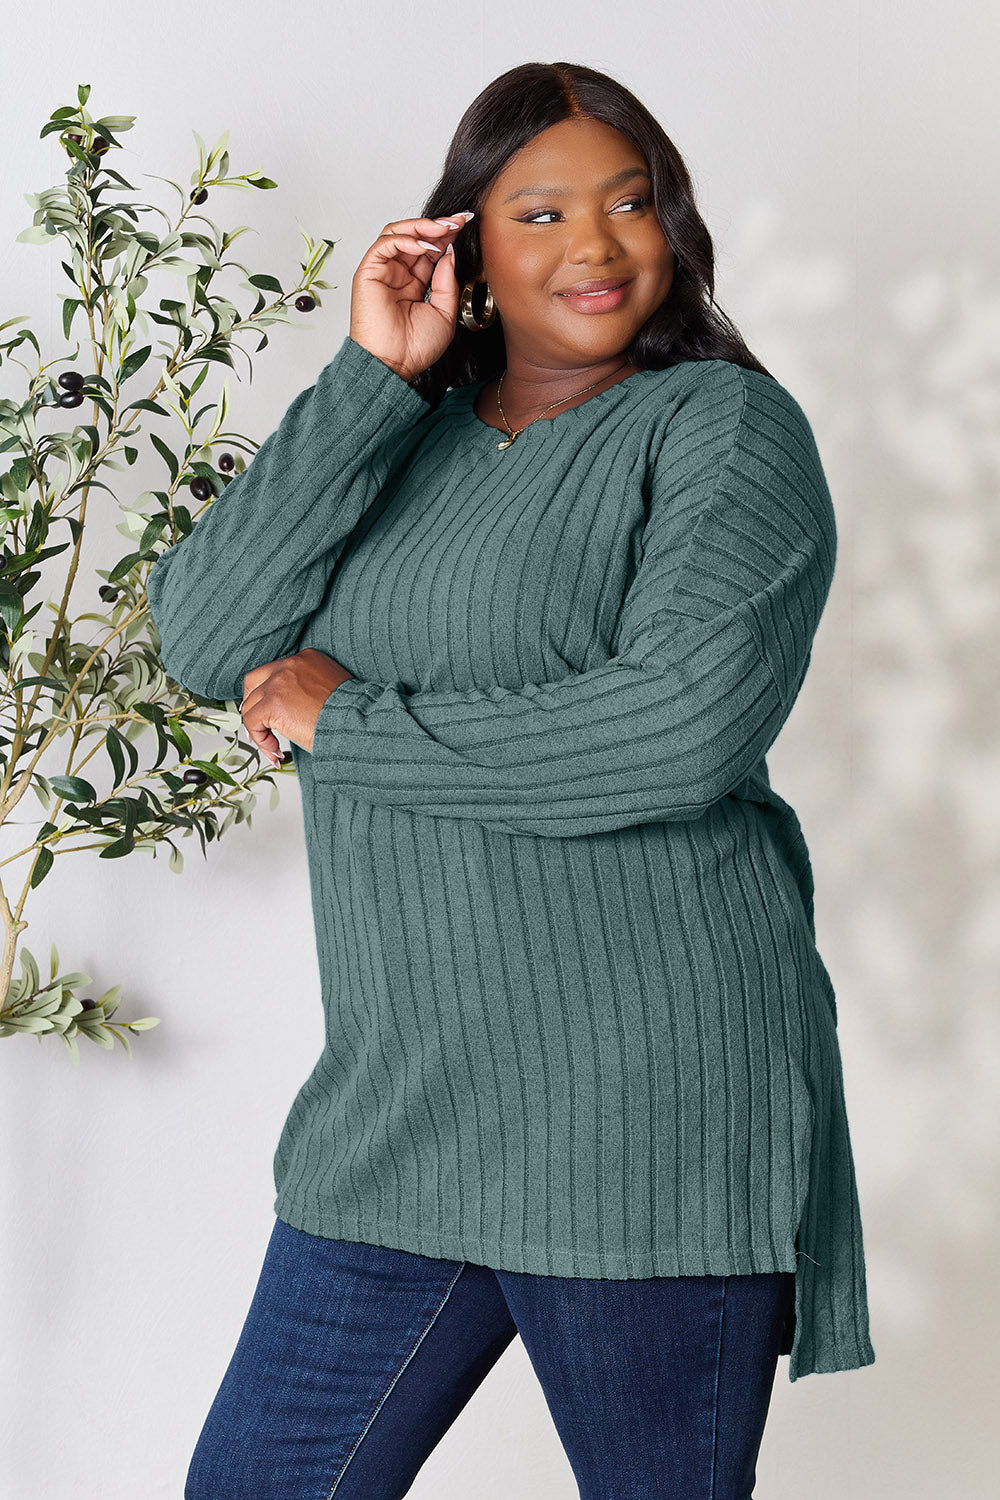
[148,60,875,1500]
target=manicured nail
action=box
[434,218,460,229]
[456,211,475,221]
[417,239,444,251]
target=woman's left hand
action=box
[240,648,353,766]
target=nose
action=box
[562,213,629,266]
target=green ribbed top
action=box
[146,333,876,1382]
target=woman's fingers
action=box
[250,726,282,767]
[424,236,460,320]
[240,696,282,768]
[350,211,474,380]
[378,212,474,238]
[364,231,449,271]
[366,214,473,274]
[362,228,464,279]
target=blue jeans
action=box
[185,1216,794,1500]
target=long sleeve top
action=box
[145,333,876,1382]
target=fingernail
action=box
[434,218,460,229]
[417,238,444,251]
[457,211,475,221]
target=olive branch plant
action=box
[0,84,337,1063]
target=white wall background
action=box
[2,2,998,1496]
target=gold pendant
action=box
[497,435,515,449]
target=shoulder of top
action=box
[639,357,812,423]
[637,359,822,460]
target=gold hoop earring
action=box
[459,278,496,332]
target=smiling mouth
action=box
[557,279,630,297]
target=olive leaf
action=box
[1,87,337,1058]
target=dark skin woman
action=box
[169,68,873,1497]
[239,115,676,766]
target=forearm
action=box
[145,335,430,702]
[308,605,786,837]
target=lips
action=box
[556,277,630,296]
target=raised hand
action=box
[348,209,476,382]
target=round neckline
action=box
[447,366,656,442]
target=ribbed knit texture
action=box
[146,334,876,1382]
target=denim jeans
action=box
[185,1216,794,1500]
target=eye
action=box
[518,195,650,224]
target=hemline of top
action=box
[276,1191,797,1276]
[273,1193,877,1382]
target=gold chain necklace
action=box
[494,362,631,449]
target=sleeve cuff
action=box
[325,334,430,423]
[310,674,387,763]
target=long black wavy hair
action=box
[410,60,772,407]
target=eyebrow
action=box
[501,166,651,204]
